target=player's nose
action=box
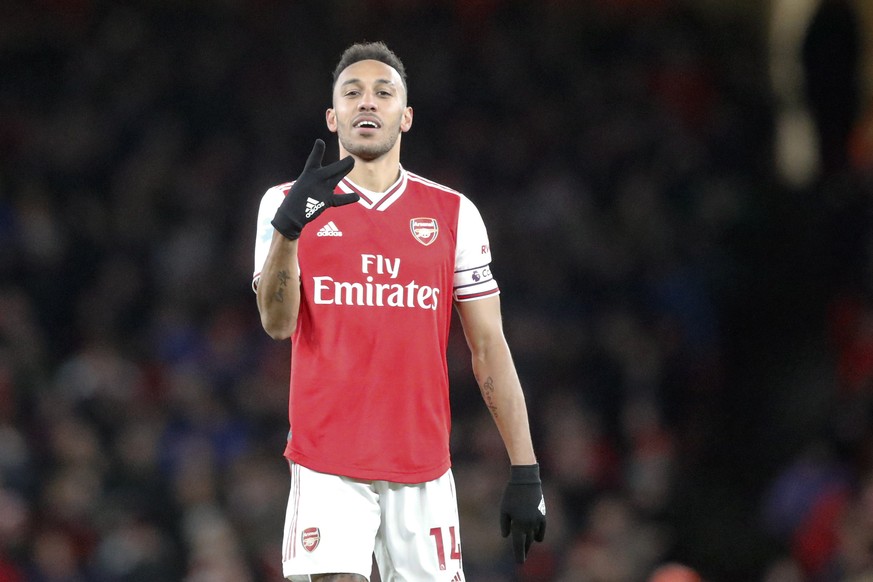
[358,91,377,110]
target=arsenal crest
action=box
[410,217,439,246]
[301,527,320,552]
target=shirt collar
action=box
[339,166,408,211]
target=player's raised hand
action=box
[271,139,358,240]
[500,464,546,564]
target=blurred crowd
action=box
[4,0,873,581]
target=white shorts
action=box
[282,462,465,582]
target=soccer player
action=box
[252,41,545,581]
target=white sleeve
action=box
[252,184,288,292]
[453,194,499,302]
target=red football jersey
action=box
[253,168,498,483]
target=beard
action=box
[338,124,402,161]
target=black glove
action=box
[271,139,358,240]
[500,464,546,564]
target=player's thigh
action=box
[282,463,380,581]
[375,469,465,582]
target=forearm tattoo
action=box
[274,269,291,303]
[481,376,499,418]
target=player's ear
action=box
[401,106,413,133]
[326,108,338,132]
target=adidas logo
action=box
[316,221,343,237]
[305,197,325,219]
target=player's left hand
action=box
[500,463,546,564]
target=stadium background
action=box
[2,0,873,580]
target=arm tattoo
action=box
[481,376,499,418]
[274,269,291,303]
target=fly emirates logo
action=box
[312,254,440,310]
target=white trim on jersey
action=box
[406,171,464,196]
[453,263,497,300]
[453,193,499,301]
[339,168,408,211]
[252,183,299,292]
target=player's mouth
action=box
[353,117,381,132]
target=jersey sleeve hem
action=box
[453,287,500,302]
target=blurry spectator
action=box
[556,494,668,582]
[802,0,862,178]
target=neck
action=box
[342,144,402,192]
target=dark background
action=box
[1,0,873,580]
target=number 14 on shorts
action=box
[429,526,461,570]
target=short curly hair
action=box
[332,41,408,93]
